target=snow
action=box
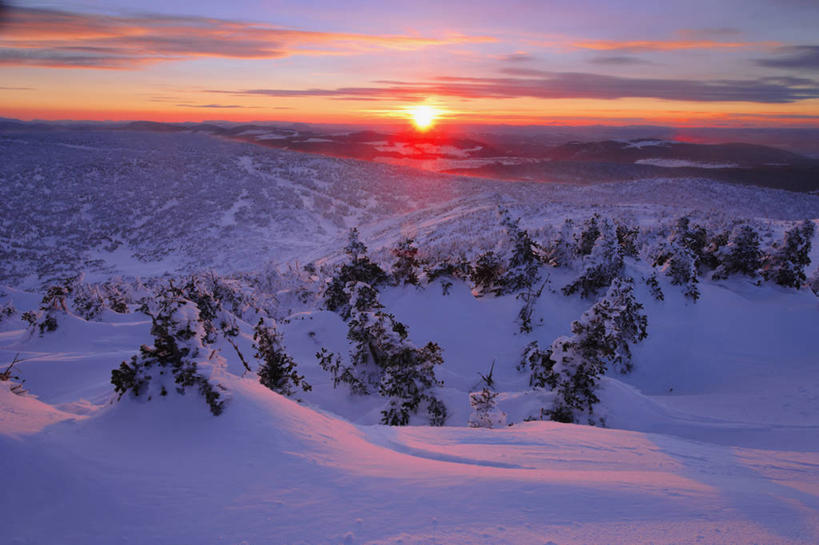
[623,139,672,149]
[635,158,740,169]
[1,129,818,544]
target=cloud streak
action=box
[0,6,495,69]
[211,71,819,104]
[571,38,775,52]
[757,46,819,70]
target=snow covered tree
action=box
[71,283,107,321]
[470,251,504,297]
[563,219,624,298]
[111,287,227,416]
[543,218,576,268]
[762,220,815,288]
[0,302,16,323]
[670,216,709,271]
[254,317,311,396]
[712,224,763,280]
[25,282,72,335]
[324,281,447,425]
[425,254,472,295]
[518,340,557,389]
[616,222,640,258]
[498,207,541,294]
[644,272,664,301]
[653,242,699,301]
[391,237,421,286]
[468,363,507,428]
[324,228,387,319]
[575,214,601,257]
[810,267,819,297]
[548,278,647,424]
[517,279,547,334]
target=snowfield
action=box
[1,129,819,544]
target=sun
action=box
[408,105,438,131]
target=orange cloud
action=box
[0,7,496,69]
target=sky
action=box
[1,0,818,127]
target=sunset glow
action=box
[408,105,439,131]
[0,1,817,127]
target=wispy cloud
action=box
[757,45,819,70]
[0,6,495,69]
[498,53,534,63]
[589,55,651,65]
[211,71,819,104]
[571,39,773,52]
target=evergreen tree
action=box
[644,272,664,301]
[548,278,647,424]
[712,224,763,280]
[563,219,624,298]
[655,242,699,301]
[391,237,421,286]
[762,220,815,288]
[111,287,227,416]
[615,222,640,258]
[323,228,387,319]
[575,214,601,257]
[543,218,575,268]
[322,281,447,425]
[470,251,504,297]
[468,362,507,429]
[254,318,311,396]
[670,216,709,271]
[498,207,541,294]
[518,340,557,389]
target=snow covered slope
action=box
[1,129,818,544]
[2,129,819,287]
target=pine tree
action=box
[563,219,624,298]
[323,281,447,425]
[575,214,601,257]
[111,287,227,416]
[656,242,699,301]
[468,363,507,429]
[548,278,647,423]
[498,207,541,294]
[644,272,664,301]
[543,218,575,267]
[391,237,421,286]
[616,222,640,258]
[470,251,504,296]
[712,224,763,280]
[518,340,557,389]
[324,228,387,319]
[762,220,815,288]
[254,318,311,396]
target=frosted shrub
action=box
[548,278,647,424]
[321,281,447,426]
[712,224,762,280]
[254,317,311,396]
[563,219,624,298]
[762,220,815,288]
[111,288,227,416]
[324,228,387,319]
[390,237,421,286]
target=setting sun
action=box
[408,105,438,131]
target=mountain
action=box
[2,128,818,287]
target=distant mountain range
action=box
[3,119,818,193]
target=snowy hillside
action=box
[3,129,819,287]
[2,129,819,544]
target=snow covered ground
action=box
[1,130,818,544]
